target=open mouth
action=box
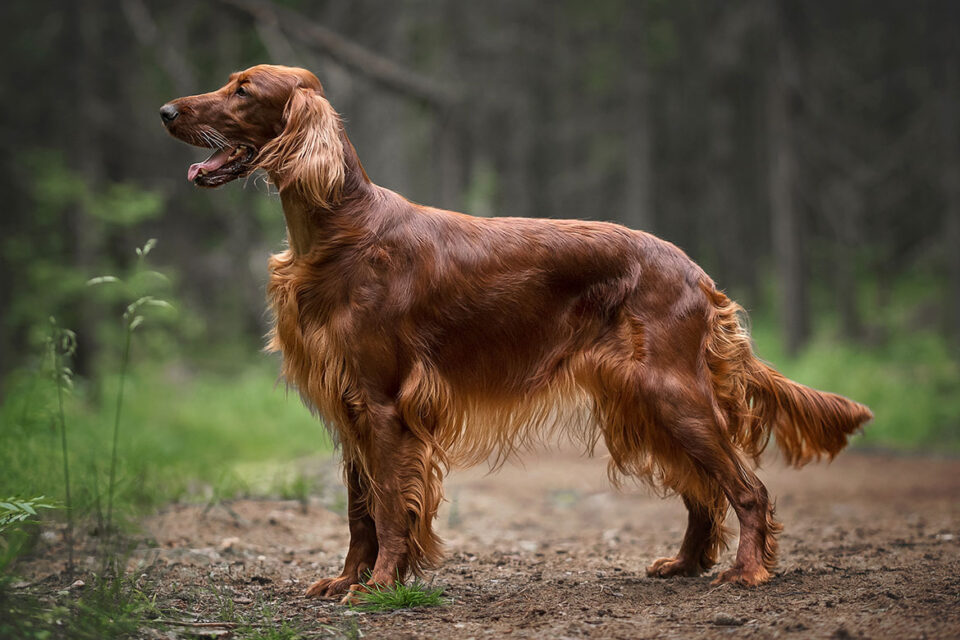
[187,145,256,187]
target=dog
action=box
[161,64,872,603]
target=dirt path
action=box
[25,450,960,638]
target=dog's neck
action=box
[277,132,374,258]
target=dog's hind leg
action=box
[305,461,378,598]
[647,482,728,578]
[648,373,781,586]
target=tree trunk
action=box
[824,182,864,341]
[766,0,809,356]
[622,3,654,234]
[71,0,106,377]
[938,3,960,347]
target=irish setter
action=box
[161,65,872,603]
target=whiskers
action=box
[197,126,230,150]
[243,170,278,195]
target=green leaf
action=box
[127,296,153,314]
[86,275,121,287]
[139,270,171,284]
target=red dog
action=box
[161,65,872,603]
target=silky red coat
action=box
[162,65,872,603]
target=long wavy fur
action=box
[257,87,345,209]
[702,283,874,467]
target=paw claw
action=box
[711,565,770,587]
[646,556,701,578]
[305,576,355,599]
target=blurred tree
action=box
[934,1,960,345]
[766,0,810,356]
[0,0,956,386]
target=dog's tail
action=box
[701,284,873,466]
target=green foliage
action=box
[0,571,163,640]
[26,151,164,228]
[348,579,447,613]
[87,239,175,538]
[87,184,164,227]
[0,498,55,535]
[0,360,332,522]
[0,497,56,570]
[46,317,76,572]
[84,238,179,355]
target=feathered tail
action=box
[702,284,873,467]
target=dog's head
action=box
[160,64,344,206]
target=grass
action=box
[0,358,333,524]
[348,579,447,613]
[0,571,162,640]
[201,586,312,640]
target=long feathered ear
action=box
[257,87,345,208]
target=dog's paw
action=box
[710,564,770,587]
[646,556,703,578]
[305,576,355,599]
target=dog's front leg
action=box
[305,461,378,598]
[340,403,443,604]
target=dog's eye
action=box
[235,86,247,97]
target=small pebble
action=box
[712,612,744,626]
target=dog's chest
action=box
[266,254,358,428]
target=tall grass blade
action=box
[106,325,133,539]
[50,319,74,575]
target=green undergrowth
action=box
[0,571,162,640]
[0,359,333,524]
[348,580,447,613]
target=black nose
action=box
[159,103,179,123]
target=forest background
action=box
[2,0,958,521]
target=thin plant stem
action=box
[53,328,74,576]
[90,460,103,536]
[17,364,41,428]
[106,325,132,538]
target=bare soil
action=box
[17,449,960,638]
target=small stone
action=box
[219,537,241,551]
[712,612,744,626]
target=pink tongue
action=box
[188,147,234,181]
